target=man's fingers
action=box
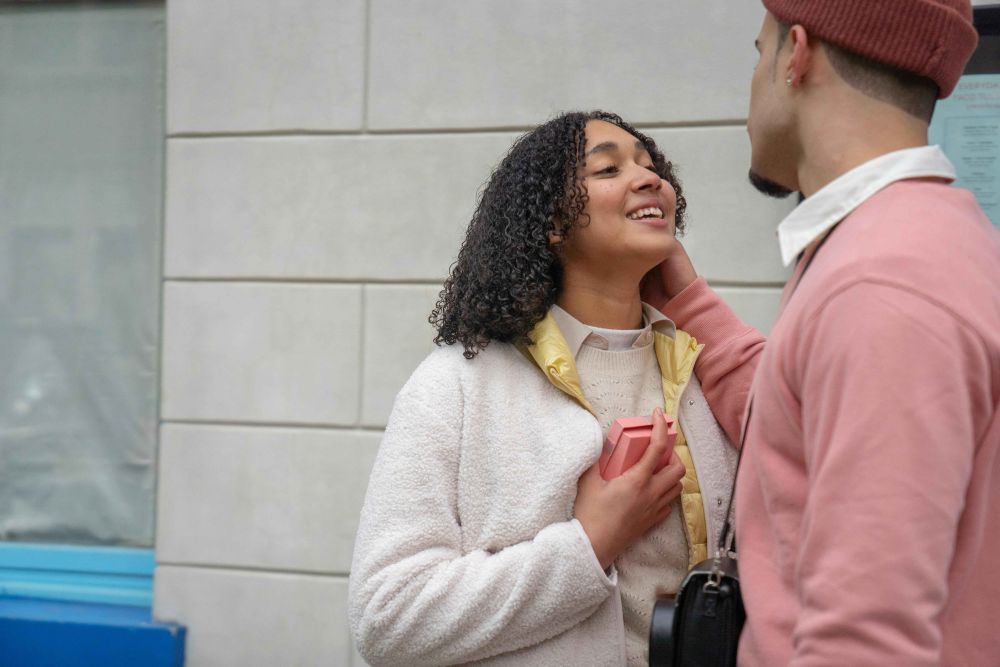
[640,263,669,304]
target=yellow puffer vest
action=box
[519,311,709,567]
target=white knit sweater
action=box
[349,340,736,666]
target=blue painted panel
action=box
[0,544,153,607]
[0,544,155,574]
[0,598,185,667]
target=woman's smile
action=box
[625,201,671,227]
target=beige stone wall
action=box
[155,1,799,664]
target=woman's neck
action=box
[556,279,643,330]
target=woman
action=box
[349,111,737,666]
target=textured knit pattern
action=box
[762,0,977,97]
[662,180,1000,666]
[576,343,689,667]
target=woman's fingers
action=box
[576,459,604,495]
[656,454,686,485]
[653,483,683,521]
[576,409,687,567]
[633,407,671,476]
[654,504,673,524]
[665,481,684,503]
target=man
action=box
[645,1,1000,664]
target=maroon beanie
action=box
[762,0,978,98]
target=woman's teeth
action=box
[626,207,664,220]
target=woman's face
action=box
[558,120,678,278]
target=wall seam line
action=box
[165,119,748,140]
[163,277,445,285]
[357,284,367,427]
[157,561,351,578]
[162,418,386,432]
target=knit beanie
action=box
[762,0,978,98]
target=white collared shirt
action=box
[549,303,676,355]
[777,145,957,266]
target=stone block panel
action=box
[156,424,380,573]
[164,135,513,280]
[168,0,365,132]
[361,284,441,427]
[368,0,765,130]
[161,282,362,424]
[154,566,354,667]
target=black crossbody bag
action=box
[647,407,749,667]
[648,228,836,667]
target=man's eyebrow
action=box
[585,140,647,156]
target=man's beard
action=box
[748,170,794,199]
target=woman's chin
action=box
[634,236,678,265]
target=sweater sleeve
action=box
[657,277,766,445]
[789,282,985,666]
[348,352,616,667]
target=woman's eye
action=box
[596,165,619,176]
[642,164,657,173]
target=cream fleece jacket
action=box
[349,339,736,666]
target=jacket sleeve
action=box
[348,353,616,667]
[789,282,985,666]
[656,277,766,445]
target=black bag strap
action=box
[716,224,839,556]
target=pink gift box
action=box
[599,415,677,480]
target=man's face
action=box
[747,12,795,198]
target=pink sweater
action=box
[661,179,1000,666]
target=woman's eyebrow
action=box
[585,140,646,157]
[585,141,619,156]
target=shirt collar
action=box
[776,145,956,266]
[549,303,676,357]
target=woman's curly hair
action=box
[430,110,687,359]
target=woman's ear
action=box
[548,231,562,247]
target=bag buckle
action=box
[703,556,724,592]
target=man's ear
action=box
[785,25,813,88]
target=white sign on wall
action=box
[930,73,1000,228]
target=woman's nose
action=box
[632,165,662,191]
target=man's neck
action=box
[795,97,930,197]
